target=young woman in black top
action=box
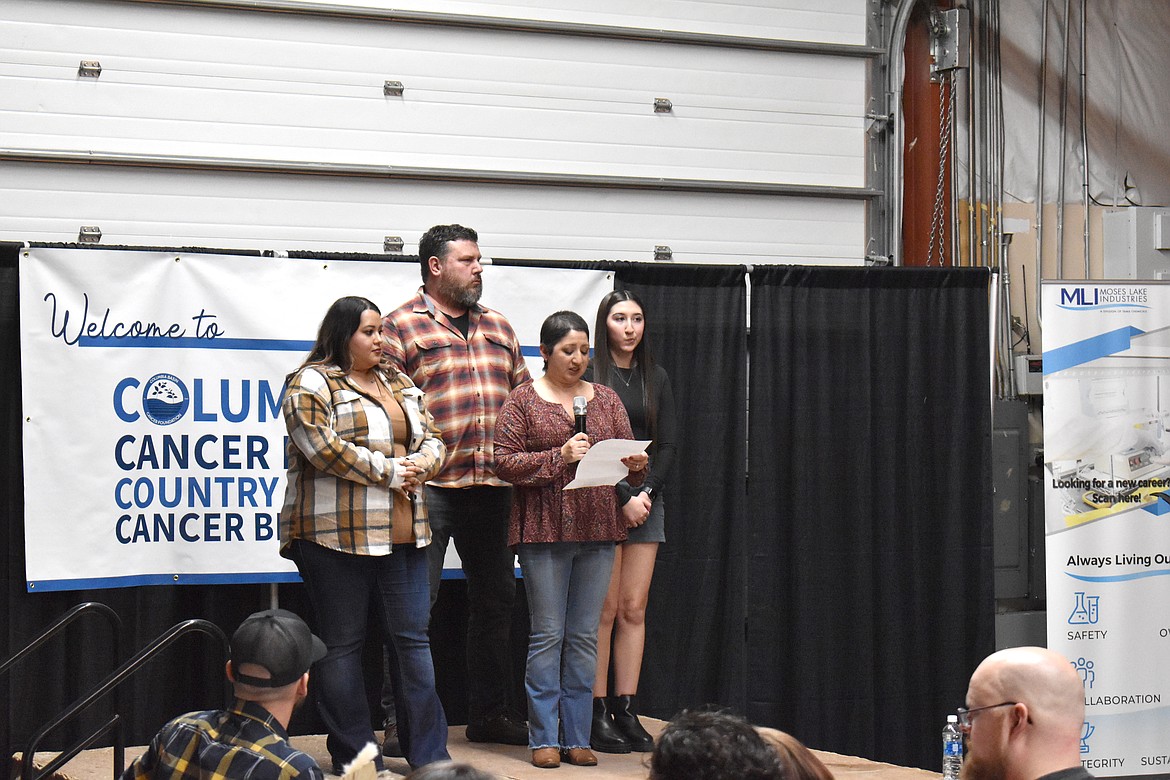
[589,290,678,753]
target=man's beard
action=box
[960,747,1007,780]
[434,273,482,310]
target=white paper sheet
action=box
[563,439,652,490]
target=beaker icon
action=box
[1069,592,1100,625]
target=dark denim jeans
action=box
[424,484,518,724]
[291,539,450,769]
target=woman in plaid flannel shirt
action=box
[280,296,450,771]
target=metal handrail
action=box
[1,603,124,780]
[17,619,229,780]
[19,714,120,780]
[0,602,122,676]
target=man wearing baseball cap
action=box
[122,609,328,780]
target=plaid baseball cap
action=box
[230,608,327,688]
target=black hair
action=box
[291,296,379,377]
[539,310,590,370]
[650,708,787,780]
[592,289,658,437]
[418,224,479,282]
[404,761,497,780]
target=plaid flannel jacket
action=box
[280,365,445,556]
[120,699,323,780]
[381,288,531,488]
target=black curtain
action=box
[745,266,994,770]
[612,264,749,718]
[4,249,994,773]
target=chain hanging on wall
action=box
[927,71,955,267]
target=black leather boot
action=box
[590,697,632,754]
[610,694,654,751]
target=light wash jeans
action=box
[518,541,616,749]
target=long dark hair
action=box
[593,289,657,437]
[290,296,380,379]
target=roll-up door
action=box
[0,0,876,264]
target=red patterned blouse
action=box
[494,382,643,546]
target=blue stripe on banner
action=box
[521,346,594,358]
[84,339,541,356]
[27,571,304,592]
[30,569,520,589]
[1065,569,1170,584]
[1055,304,1150,312]
[438,567,522,580]
[78,337,315,351]
[1042,326,1145,375]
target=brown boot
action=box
[561,748,598,766]
[532,748,561,768]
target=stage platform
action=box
[19,719,939,780]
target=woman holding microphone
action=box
[494,310,647,769]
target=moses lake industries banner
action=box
[20,246,612,592]
[1042,280,1170,776]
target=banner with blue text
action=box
[20,247,612,591]
[1043,280,1170,776]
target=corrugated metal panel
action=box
[1,0,865,188]
[0,161,865,265]
[409,0,868,44]
[114,0,871,46]
[0,0,872,263]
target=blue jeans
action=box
[291,539,450,769]
[518,542,616,749]
[425,485,518,724]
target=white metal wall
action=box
[0,161,863,264]
[0,0,873,264]
[235,0,869,45]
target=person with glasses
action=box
[959,647,1091,780]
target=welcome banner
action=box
[1043,281,1170,776]
[20,247,612,592]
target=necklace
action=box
[351,370,385,399]
[613,364,636,388]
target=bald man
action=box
[960,647,1090,780]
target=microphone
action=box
[573,396,588,435]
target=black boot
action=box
[591,697,632,754]
[610,694,654,752]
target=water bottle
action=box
[942,714,963,780]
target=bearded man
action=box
[380,224,531,747]
[960,647,1090,780]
